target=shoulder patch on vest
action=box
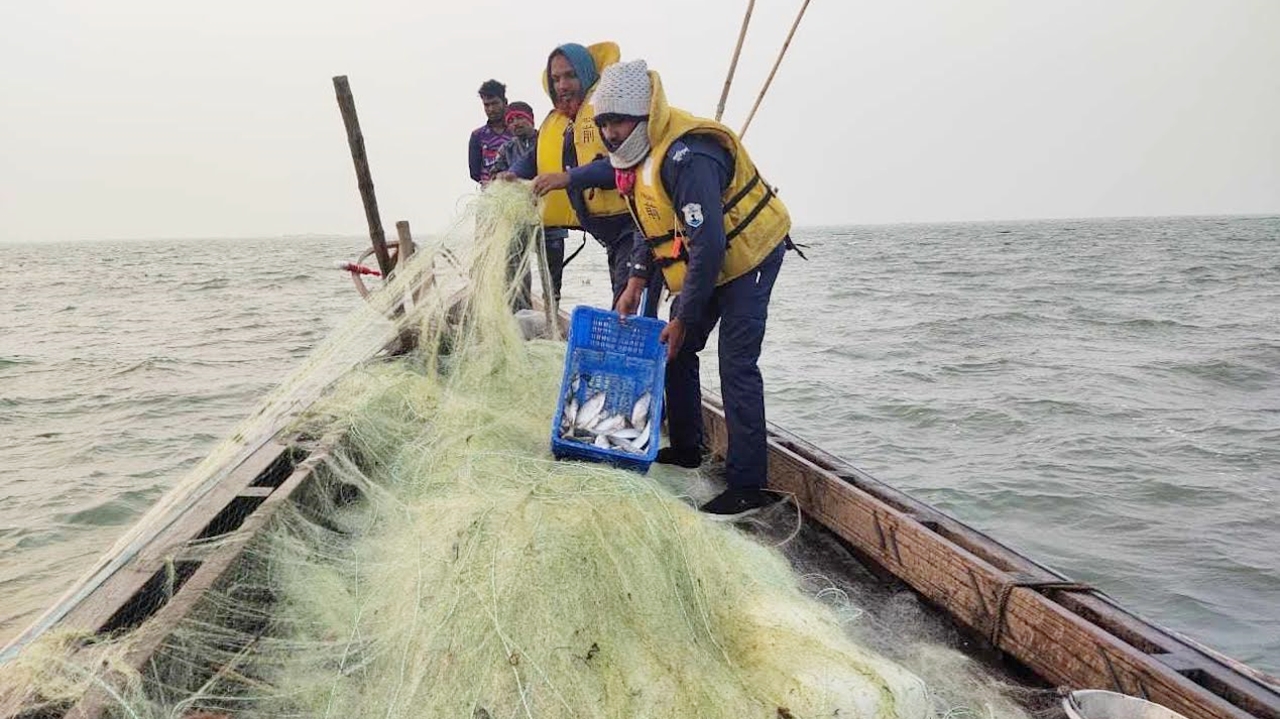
[670,142,690,164]
[682,203,704,228]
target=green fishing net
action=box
[1,183,1036,719]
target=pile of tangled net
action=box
[0,183,1035,719]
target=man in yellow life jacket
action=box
[501,42,664,316]
[589,59,795,520]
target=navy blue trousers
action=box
[665,242,785,489]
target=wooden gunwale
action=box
[699,395,1278,719]
[60,437,338,719]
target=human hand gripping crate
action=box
[551,305,667,472]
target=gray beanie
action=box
[592,59,652,119]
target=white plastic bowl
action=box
[1063,690,1190,719]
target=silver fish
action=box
[593,414,626,434]
[632,419,652,451]
[576,392,607,430]
[608,435,640,453]
[630,392,651,429]
[564,397,578,428]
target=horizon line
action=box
[1,210,1276,246]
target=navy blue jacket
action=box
[566,160,644,268]
[613,135,734,323]
[511,124,645,261]
[562,135,736,320]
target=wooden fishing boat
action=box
[1,320,1276,719]
[3,78,1277,719]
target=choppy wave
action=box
[1152,357,1277,387]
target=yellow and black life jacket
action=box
[623,71,790,293]
[535,42,631,229]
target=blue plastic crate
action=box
[551,305,667,472]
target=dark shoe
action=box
[656,446,703,468]
[698,488,781,522]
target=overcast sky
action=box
[1,0,1277,242]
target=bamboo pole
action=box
[333,75,393,278]
[716,0,756,122]
[739,0,812,139]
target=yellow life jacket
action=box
[623,71,791,293]
[535,42,631,229]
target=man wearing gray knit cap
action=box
[588,59,798,521]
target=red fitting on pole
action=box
[335,261,382,277]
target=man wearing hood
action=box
[502,43,663,317]
[587,59,796,521]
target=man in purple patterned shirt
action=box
[468,79,514,186]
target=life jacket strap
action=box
[722,171,761,215]
[725,181,775,243]
[784,236,809,261]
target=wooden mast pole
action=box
[394,220,416,261]
[333,75,394,279]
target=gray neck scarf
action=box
[608,121,651,169]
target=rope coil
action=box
[990,579,1093,648]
